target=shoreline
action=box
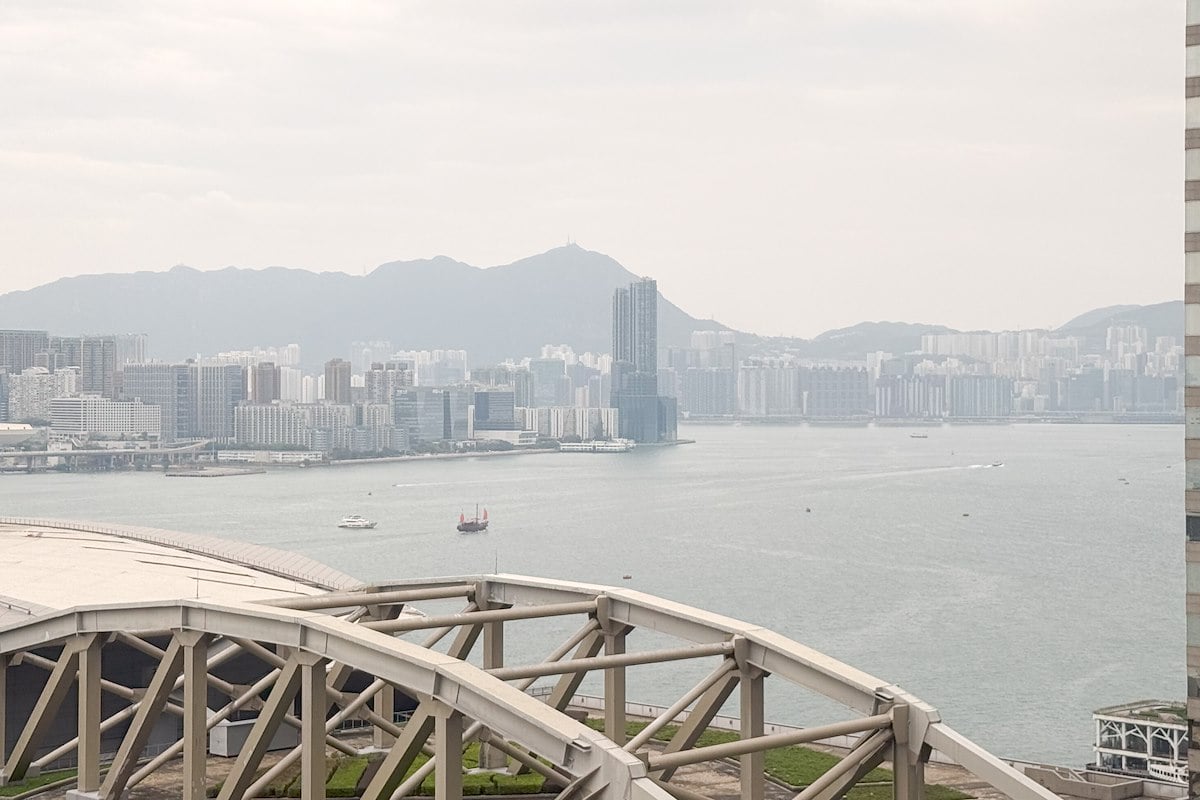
[327,448,560,466]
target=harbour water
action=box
[0,423,1180,765]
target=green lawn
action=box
[587,717,968,799]
[218,715,973,800]
[0,769,78,798]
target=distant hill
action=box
[0,249,1180,366]
[0,245,726,367]
[1055,300,1182,350]
[801,321,955,360]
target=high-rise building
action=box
[364,361,414,404]
[612,278,673,441]
[122,363,199,443]
[473,390,518,431]
[393,387,470,445]
[78,336,118,398]
[197,364,246,442]
[324,359,352,404]
[1185,9,1200,788]
[251,362,282,404]
[6,367,77,423]
[531,358,569,407]
[0,330,49,373]
[114,333,148,366]
[234,403,309,448]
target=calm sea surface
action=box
[0,423,1181,765]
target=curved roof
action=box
[0,517,361,626]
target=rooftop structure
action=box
[1093,701,1186,785]
[0,517,357,628]
[0,423,36,447]
[0,518,1066,800]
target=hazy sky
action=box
[0,2,1181,336]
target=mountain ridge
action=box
[0,248,1181,367]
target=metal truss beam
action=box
[794,728,894,800]
[216,655,305,800]
[0,577,1066,800]
[3,634,96,783]
[360,622,484,800]
[490,641,734,681]
[362,600,598,634]
[263,583,475,611]
[625,659,737,753]
[99,635,185,800]
[656,670,740,782]
[797,728,893,800]
[647,714,893,772]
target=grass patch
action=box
[328,757,369,797]
[0,769,78,797]
[587,717,966,798]
[400,744,548,795]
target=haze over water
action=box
[0,423,1179,765]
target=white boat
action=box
[337,515,377,529]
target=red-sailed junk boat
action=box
[457,506,489,533]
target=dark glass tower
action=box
[611,278,674,441]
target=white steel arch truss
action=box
[0,575,1060,800]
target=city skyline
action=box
[0,3,1179,337]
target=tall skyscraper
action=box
[611,278,675,441]
[197,364,245,442]
[122,363,198,443]
[324,358,352,404]
[1185,7,1200,792]
[251,362,281,404]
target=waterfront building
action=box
[737,362,803,416]
[947,375,1013,418]
[0,330,49,373]
[876,375,947,419]
[1092,701,1186,784]
[611,277,674,441]
[50,395,161,438]
[473,389,519,431]
[805,366,872,417]
[324,358,352,404]
[394,387,470,445]
[361,402,406,452]
[303,402,354,451]
[683,367,736,416]
[234,402,309,448]
[522,406,618,441]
